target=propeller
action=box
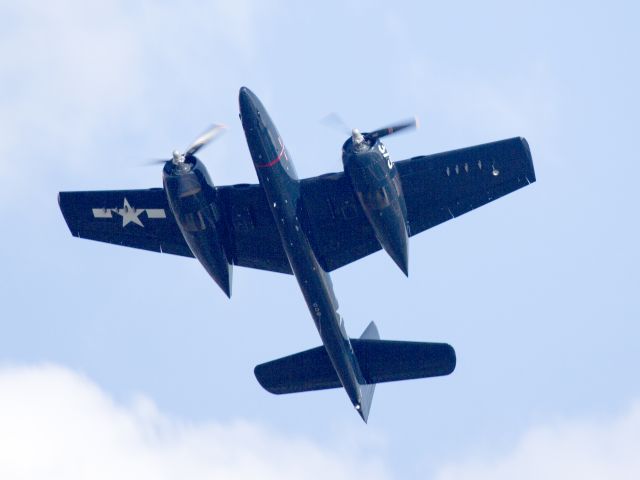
[323,113,419,146]
[321,112,352,135]
[349,117,419,152]
[184,124,226,157]
[145,124,226,166]
[367,117,419,140]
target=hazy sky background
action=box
[1,1,639,478]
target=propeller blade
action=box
[185,124,226,157]
[143,158,169,166]
[367,117,419,140]
[321,113,352,135]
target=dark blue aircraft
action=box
[59,87,535,421]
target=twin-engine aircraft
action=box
[59,87,536,421]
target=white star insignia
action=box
[113,198,144,227]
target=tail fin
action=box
[359,321,380,340]
[358,322,379,422]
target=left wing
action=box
[215,184,292,274]
[59,185,293,274]
[59,188,194,257]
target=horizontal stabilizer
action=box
[255,344,338,394]
[254,337,455,395]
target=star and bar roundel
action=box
[91,198,167,227]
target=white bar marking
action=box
[145,209,166,219]
[92,208,113,218]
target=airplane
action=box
[59,87,536,422]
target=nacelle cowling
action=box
[163,157,233,297]
[342,136,410,275]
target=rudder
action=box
[357,321,379,422]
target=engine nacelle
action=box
[163,157,233,297]
[342,135,410,275]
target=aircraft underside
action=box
[58,86,536,422]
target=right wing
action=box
[396,136,536,236]
[299,137,535,272]
[300,172,382,272]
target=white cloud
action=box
[0,364,389,480]
[434,402,640,480]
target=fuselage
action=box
[238,87,367,415]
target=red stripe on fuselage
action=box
[256,137,285,169]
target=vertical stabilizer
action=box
[360,321,380,340]
[357,322,380,422]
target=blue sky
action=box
[1,1,639,478]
